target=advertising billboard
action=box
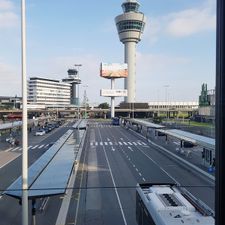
[100,63,128,78]
[100,89,128,97]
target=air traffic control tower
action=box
[115,0,146,103]
[62,69,81,105]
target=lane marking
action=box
[98,129,128,225]
[32,145,39,149]
[11,147,20,152]
[4,148,13,152]
[128,147,133,152]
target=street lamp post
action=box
[21,0,28,225]
[83,85,88,119]
[74,64,82,120]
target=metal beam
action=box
[216,0,225,224]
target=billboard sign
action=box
[100,89,128,97]
[100,63,128,78]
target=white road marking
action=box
[38,144,45,149]
[133,142,137,146]
[136,168,139,172]
[141,142,147,146]
[100,142,103,146]
[142,178,146,182]
[123,142,128,145]
[107,138,110,141]
[28,146,33,149]
[32,145,39,149]
[128,147,133,152]
[90,142,93,146]
[98,129,128,225]
[139,172,142,176]
[95,142,98,146]
[119,142,123,145]
[109,142,113,145]
[4,148,13,152]
[137,142,142,146]
[128,142,133,145]
[11,147,20,152]
[104,142,108,146]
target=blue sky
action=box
[0,0,216,105]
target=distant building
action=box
[28,77,71,106]
[148,102,198,110]
[0,96,22,109]
[197,83,215,121]
[62,69,81,105]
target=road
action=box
[0,120,74,225]
[0,120,214,225]
[64,121,214,225]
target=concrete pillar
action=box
[124,41,136,103]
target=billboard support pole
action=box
[111,78,115,118]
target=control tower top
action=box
[115,0,146,43]
[122,0,140,13]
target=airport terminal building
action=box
[28,77,71,106]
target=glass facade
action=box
[122,2,139,13]
[117,20,145,33]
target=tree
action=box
[98,102,109,109]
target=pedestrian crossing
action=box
[89,124,114,128]
[4,143,51,153]
[90,141,148,147]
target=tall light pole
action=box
[21,0,28,225]
[74,64,82,120]
[83,85,88,119]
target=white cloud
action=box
[144,0,216,41]
[0,11,18,28]
[0,0,18,29]
[166,4,216,37]
[0,61,20,96]
[0,0,14,11]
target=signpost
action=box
[100,63,128,118]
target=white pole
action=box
[124,42,136,103]
[111,79,115,118]
[21,0,28,225]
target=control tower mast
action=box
[62,69,81,105]
[115,0,146,103]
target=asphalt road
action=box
[64,121,214,225]
[0,120,215,225]
[0,120,75,225]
